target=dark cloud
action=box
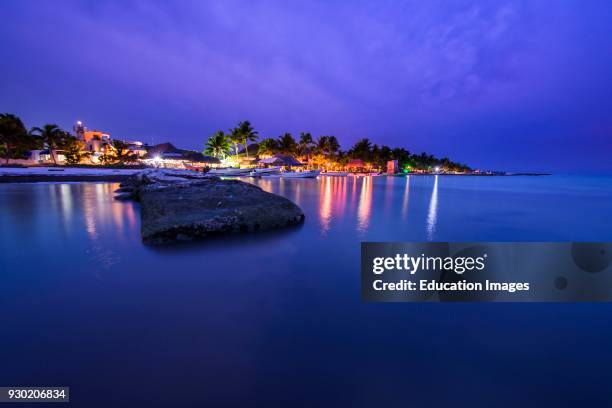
[1,0,611,172]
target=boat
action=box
[207,168,252,177]
[249,166,282,177]
[322,171,348,177]
[183,163,206,172]
[280,170,321,178]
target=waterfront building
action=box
[346,159,366,172]
[143,142,220,169]
[83,130,111,144]
[72,121,112,154]
[259,154,304,169]
[71,120,148,164]
[125,141,148,157]
[29,149,66,164]
[387,160,399,175]
[73,121,86,140]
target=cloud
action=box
[1,0,612,171]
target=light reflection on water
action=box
[2,176,612,406]
[426,175,439,240]
[356,176,373,235]
[250,174,612,242]
[401,176,411,221]
[0,182,139,271]
[3,176,612,253]
[254,175,421,238]
[254,175,383,237]
[319,176,333,235]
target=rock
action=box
[113,192,134,201]
[114,186,134,193]
[118,169,304,244]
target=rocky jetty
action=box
[116,169,304,244]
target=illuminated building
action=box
[142,143,220,169]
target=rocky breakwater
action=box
[116,169,305,244]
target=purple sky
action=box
[1,0,611,172]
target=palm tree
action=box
[379,145,392,165]
[204,131,232,159]
[326,136,340,156]
[298,132,314,155]
[298,132,315,165]
[98,140,137,165]
[111,140,138,164]
[258,138,279,156]
[391,147,411,167]
[229,127,241,156]
[349,138,372,161]
[371,144,380,165]
[315,136,328,155]
[231,120,258,157]
[277,133,297,155]
[30,124,67,165]
[62,136,90,165]
[315,135,340,157]
[0,113,33,164]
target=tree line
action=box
[1,113,471,171]
[0,113,137,165]
[205,120,471,172]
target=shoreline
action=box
[0,172,551,183]
[0,167,142,183]
[0,174,133,183]
[397,172,551,177]
[0,166,552,184]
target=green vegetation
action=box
[204,130,232,159]
[231,121,258,158]
[0,113,147,166]
[0,113,37,164]
[99,140,139,165]
[257,138,279,156]
[317,135,340,157]
[205,121,471,172]
[277,133,297,155]
[30,124,70,165]
[2,113,471,172]
[62,136,91,164]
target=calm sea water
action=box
[1,175,612,406]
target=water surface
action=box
[1,176,612,406]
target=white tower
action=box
[73,121,86,140]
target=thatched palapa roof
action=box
[144,143,219,164]
[259,154,304,166]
